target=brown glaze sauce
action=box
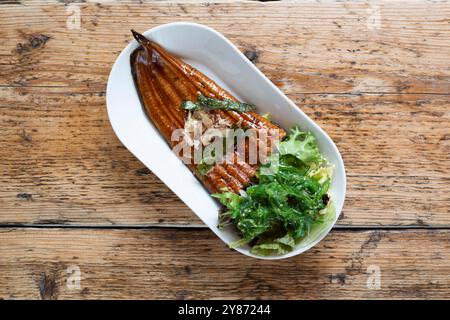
[130,30,285,194]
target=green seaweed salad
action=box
[213,127,335,256]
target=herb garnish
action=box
[181,95,256,112]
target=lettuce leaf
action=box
[214,127,335,256]
[251,233,295,256]
[278,127,324,166]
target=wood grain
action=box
[0,1,449,94]
[1,86,448,226]
[0,0,449,300]
[0,1,448,227]
[0,228,448,299]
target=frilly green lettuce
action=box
[214,127,335,256]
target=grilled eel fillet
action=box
[130,30,286,194]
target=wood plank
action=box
[1,86,449,226]
[0,1,449,94]
[0,1,449,227]
[0,228,448,299]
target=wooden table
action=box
[0,0,449,300]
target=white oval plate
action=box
[106,22,346,259]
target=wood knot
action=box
[135,167,151,176]
[243,47,260,64]
[16,34,51,54]
[16,193,32,201]
[328,273,347,285]
[39,274,58,300]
